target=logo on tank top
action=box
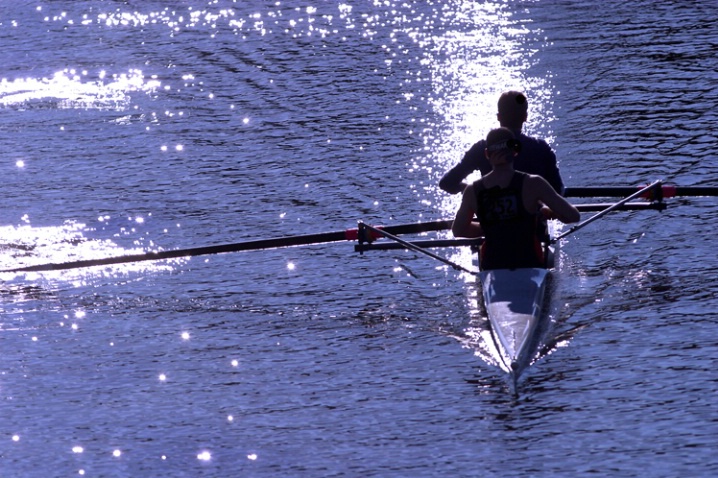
[480,190,519,223]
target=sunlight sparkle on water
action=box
[197,451,212,461]
[181,331,190,340]
[397,1,553,225]
[287,262,295,271]
[0,69,160,110]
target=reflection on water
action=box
[0,69,160,110]
[409,1,557,199]
[392,0,564,373]
[366,0,566,376]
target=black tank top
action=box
[474,172,543,270]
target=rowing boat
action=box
[480,267,550,377]
[352,185,669,383]
[355,219,556,380]
[478,219,555,379]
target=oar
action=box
[1,220,454,273]
[0,198,668,274]
[552,180,663,244]
[356,238,482,252]
[565,185,718,198]
[575,202,666,212]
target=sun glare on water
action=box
[0,69,161,110]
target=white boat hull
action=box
[479,268,550,375]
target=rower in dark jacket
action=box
[452,128,579,270]
[439,91,564,195]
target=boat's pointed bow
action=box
[480,267,551,374]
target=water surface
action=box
[1,1,716,476]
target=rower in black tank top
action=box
[474,171,544,270]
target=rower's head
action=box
[485,127,521,163]
[497,91,528,130]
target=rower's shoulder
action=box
[517,133,553,150]
[523,172,554,190]
[467,177,485,193]
[466,139,487,154]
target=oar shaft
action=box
[575,202,666,212]
[359,223,478,275]
[553,180,663,243]
[3,231,348,273]
[383,220,453,235]
[2,220,455,273]
[344,219,452,241]
[1,197,670,274]
[565,185,718,198]
[356,238,481,252]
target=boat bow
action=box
[480,268,550,374]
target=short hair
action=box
[497,91,528,128]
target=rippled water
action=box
[1,1,717,477]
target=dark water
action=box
[1,1,716,476]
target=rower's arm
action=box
[452,186,484,238]
[439,143,488,194]
[533,177,580,223]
